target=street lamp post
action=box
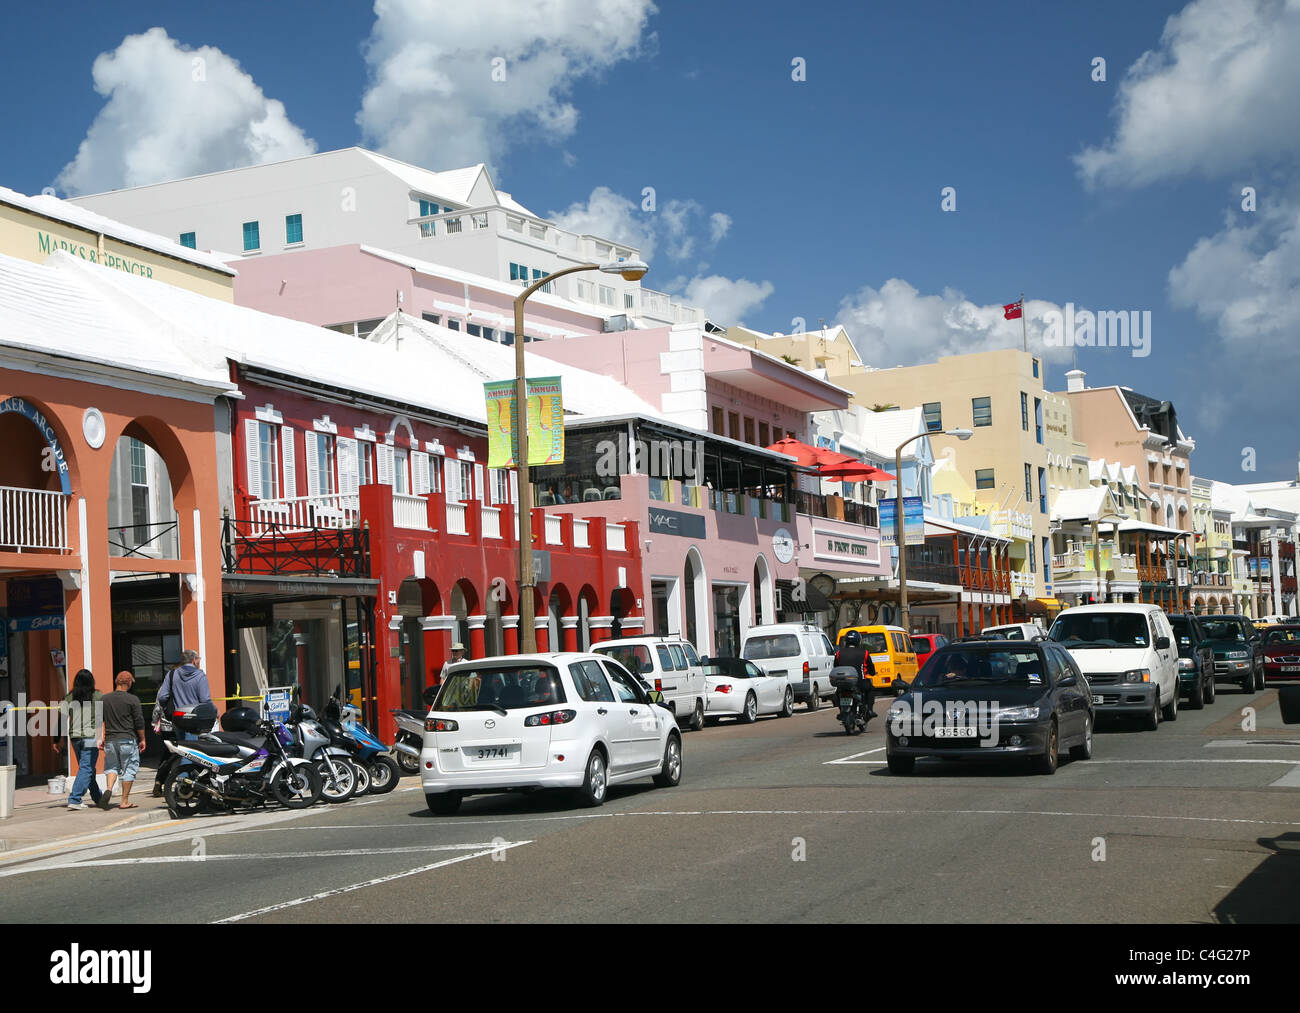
[513,258,648,653]
[896,428,972,634]
[1092,511,1125,604]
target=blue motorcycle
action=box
[333,694,401,795]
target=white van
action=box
[1047,603,1180,729]
[979,621,1046,641]
[740,623,838,710]
[592,636,708,730]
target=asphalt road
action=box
[3,687,1300,924]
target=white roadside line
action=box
[0,842,517,876]
[1204,739,1300,748]
[213,841,532,923]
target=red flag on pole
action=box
[1003,299,1023,320]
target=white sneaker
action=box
[68,802,90,811]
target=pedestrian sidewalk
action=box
[1,771,171,852]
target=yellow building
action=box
[727,325,865,381]
[0,186,235,300]
[825,347,1053,597]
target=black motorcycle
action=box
[161,706,323,818]
[830,667,869,736]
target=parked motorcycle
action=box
[162,708,322,817]
[338,699,401,794]
[830,666,868,736]
[391,684,438,776]
[288,702,361,804]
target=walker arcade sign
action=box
[0,396,71,494]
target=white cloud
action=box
[547,188,732,265]
[836,280,1075,368]
[681,275,774,325]
[1168,197,1300,353]
[55,28,315,195]
[1075,0,1300,188]
[357,0,657,170]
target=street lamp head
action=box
[946,428,974,441]
[600,258,648,282]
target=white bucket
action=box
[47,775,66,795]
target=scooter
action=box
[288,702,362,803]
[830,666,868,736]
[391,684,438,776]
[153,700,219,794]
[338,699,401,794]
[162,710,322,817]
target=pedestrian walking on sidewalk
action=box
[58,669,104,811]
[154,650,212,740]
[99,671,146,810]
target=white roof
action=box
[355,150,537,217]
[0,185,236,276]
[0,250,233,391]
[24,251,660,426]
[854,408,927,458]
[1050,487,1115,523]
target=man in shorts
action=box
[98,671,147,809]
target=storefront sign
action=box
[0,397,71,494]
[879,497,925,546]
[648,508,707,540]
[7,615,64,632]
[36,230,156,278]
[262,686,294,722]
[484,376,564,468]
[233,601,272,628]
[814,528,880,565]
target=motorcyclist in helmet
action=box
[833,630,876,723]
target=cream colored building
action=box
[0,186,235,300]
[823,347,1053,598]
[727,325,864,382]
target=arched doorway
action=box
[397,578,438,710]
[684,547,707,653]
[753,555,774,626]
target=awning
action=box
[222,573,380,598]
[1036,598,1065,610]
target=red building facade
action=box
[224,365,643,738]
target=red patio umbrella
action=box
[764,438,857,470]
[819,463,897,483]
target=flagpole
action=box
[1021,292,1027,352]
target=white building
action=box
[69,147,702,330]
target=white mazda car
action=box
[420,653,683,814]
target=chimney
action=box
[1066,368,1086,393]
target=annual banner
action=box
[485,376,565,468]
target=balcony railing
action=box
[482,506,502,539]
[545,515,563,545]
[796,491,878,528]
[446,501,468,536]
[904,560,961,586]
[393,493,431,530]
[222,516,370,578]
[249,493,360,533]
[0,485,69,552]
[574,518,590,548]
[108,520,180,559]
[606,523,627,552]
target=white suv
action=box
[421,653,683,814]
[592,637,707,730]
[741,623,838,710]
[1047,603,1179,729]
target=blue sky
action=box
[2,0,1296,483]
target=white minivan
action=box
[1047,603,1180,729]
[592,636,708,730]
[740,623,838,710]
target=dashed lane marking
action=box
[824,747,886,764]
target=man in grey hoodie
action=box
[155,650,212,730]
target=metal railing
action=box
[249,493,360,532]
[0,486,69,552]
[108,520,180,558]
[222,515,370,578]
[796,491,878,528]
[393,493,430,530]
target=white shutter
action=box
[474,463,485,502]
[243,418,262,499]
[444,457,461,502]
[280,426,297,498]
[337,436,359,494]
[377,443,395,486]
[304,431,320,497]
[509,469,518,506]
[412,451,431,494]
[488,470,500,505]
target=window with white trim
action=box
[394,448,410,495]
[256,422,280,498]
[305,432,337,496]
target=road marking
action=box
[824,747,886,764]
[609,808,1300,828]
[213,841,532,923]
[0,842,519,876]
[1267,767,1300,788]
[1204,739,1300,748]
[1085,759,1300,764]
